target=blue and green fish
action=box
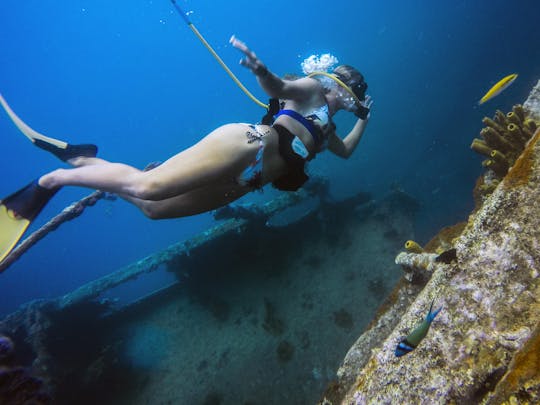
[395,300,442,357]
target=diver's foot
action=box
[34,139,98,162]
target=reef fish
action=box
[395,300,441,357]
[478,73,518,105]
[435,248,457,264]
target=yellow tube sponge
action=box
[507,123,528,145]
[481,127,517,154]
[523,118,537,133]
[506,111,522,126]
[482,117,507,135]
[494,110,509,126]
[482,158,508,177]
[512,104,526,122]
[470,138,493,158]
[404,240,424,254]
[490,150,509,166]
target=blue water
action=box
[0,0,538,316]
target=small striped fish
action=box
[395,300,442,357]
[478,73,518,105]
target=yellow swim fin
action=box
[0,205,30,263]
[0,180,59,264]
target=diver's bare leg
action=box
[39,124,259,201]
[120,182,250,219]
[66,156,110,167]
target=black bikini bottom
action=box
[272,124,309,191]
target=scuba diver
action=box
[0,37,372,262]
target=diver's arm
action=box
[328,96,373,158]
[230,36,317,101]
[258,74,319,101]
[327,118,369,159]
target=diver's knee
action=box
[130,177,166,201]
[139,202,167,220]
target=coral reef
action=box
[328,80,540,404]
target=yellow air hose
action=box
[170,1,268,109]
[307,71,363,107]
[169,3,361,113]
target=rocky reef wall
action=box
[331,80,540,405]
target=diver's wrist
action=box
[354,105,370,120]
[254,64,269,77]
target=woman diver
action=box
[0,37,372,262]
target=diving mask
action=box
[307,71,370,119]
[334,72,369,119]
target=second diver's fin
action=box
[0,180,60,263]
[0,93,98,162]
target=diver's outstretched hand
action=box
[230,35,268,77]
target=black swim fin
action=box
[33,139,98,162]
[0,93,98,162]
[0,180,60,263]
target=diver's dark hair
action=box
[333,64,368,103]
[332,65,364,87]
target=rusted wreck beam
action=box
[56,189,311,309]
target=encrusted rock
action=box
[335,81,540,404]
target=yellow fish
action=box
[478,73,518,105]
